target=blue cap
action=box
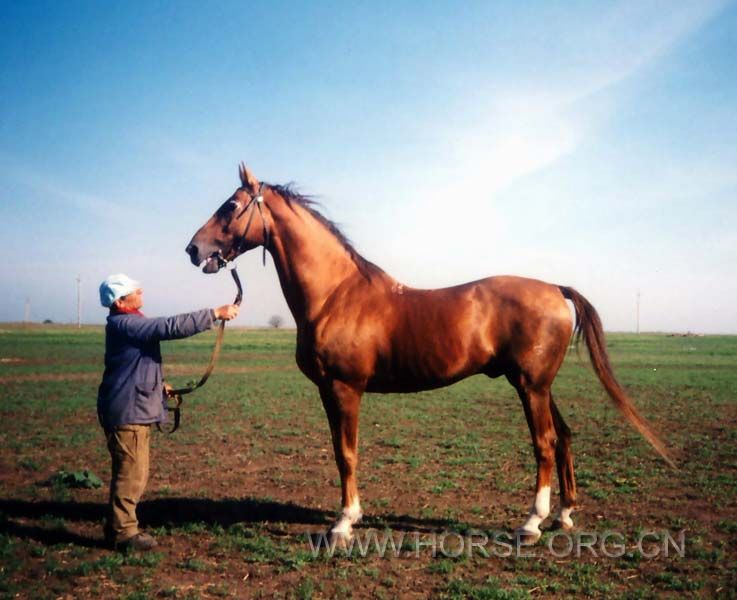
[99,273,140,307]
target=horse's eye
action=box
[218,200,239,217]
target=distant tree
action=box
[268,315,284,329]
[43,319,53,324]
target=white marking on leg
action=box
[330,497,363,537]
[557,506,574,529]
[344,496,363,524]
[520,485,550,533]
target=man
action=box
[97,273,238,551]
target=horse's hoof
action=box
[328,529,353,548]
[514,528,541,546]
[551,518,574,532]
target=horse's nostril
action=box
[186,243,199,263]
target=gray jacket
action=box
[97,309,215,430]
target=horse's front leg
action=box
[319,380,364,543]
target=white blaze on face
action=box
[520,485,551,533]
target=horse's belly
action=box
[365,351,488,393]
[365,374,469,394]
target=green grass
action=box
[441,576,531,599]
[1,325,736,597]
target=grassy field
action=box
[1,324,736,598]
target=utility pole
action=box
[636,290,641,334]
[76,275,82,329]
[24,297,31,322]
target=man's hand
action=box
[214,304,240,321]
[163,382,174,398]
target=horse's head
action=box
[186,163,270,274]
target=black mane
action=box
[268,183,383,280]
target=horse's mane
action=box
[268,183,384,281]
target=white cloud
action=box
[354,0,731,299]
[564,0,729,100]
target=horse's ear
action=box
[238,162,260,193]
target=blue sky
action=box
[1,1,736,332]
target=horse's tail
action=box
[559,285,676,469]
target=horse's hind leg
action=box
[550,396,576,530]
[509,377,556,544]
[319,380,364,543]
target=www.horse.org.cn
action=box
[306,529,686,560]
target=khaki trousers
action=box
[105,424,151,542]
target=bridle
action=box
[225,183,271,268]
[159,186,270,433]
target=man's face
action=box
[114,288,143,311]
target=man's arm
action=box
[115,309,216,344]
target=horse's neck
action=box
[266,194,359,324]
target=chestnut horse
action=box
[186,164,673,544]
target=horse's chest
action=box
[296,326,373,384]
[294,326,323,382]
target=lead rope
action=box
[158,267,243,434]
